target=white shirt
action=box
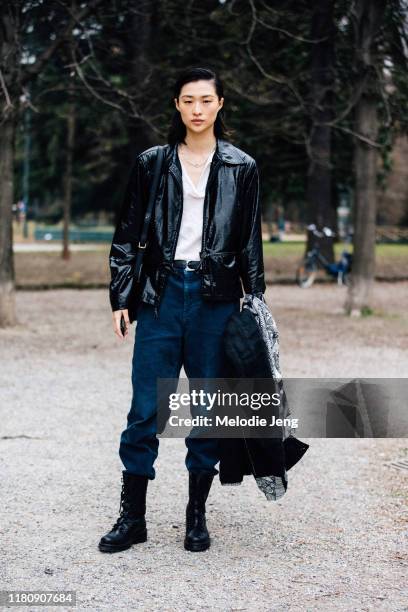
[174,147,215,261]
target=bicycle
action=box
[296,224,353,288]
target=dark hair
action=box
[167,67,233,146]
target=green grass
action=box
[375,243,408,257]
[262,241,408,258]
[262,241,306,257]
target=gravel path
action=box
[1,283,407,611]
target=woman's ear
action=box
[174,97,179,112]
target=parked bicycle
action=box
[296,224,353,288]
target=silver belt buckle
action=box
[185,260,196,271]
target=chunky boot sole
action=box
[98,529,147,553]
[184,537,210,552]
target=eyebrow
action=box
[180,94,215,99]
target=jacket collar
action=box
[214,138,247,165]
[168,137,246,169]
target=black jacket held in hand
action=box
[220,305,309,494]
[109,138,266,321]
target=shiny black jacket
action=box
[109,138,266,320]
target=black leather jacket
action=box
[109,138,266,320]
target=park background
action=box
[1,1,408,611]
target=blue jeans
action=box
[119,263,240,479]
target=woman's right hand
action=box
[112,309,130,340]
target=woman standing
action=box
[99,67,265,553]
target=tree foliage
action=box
[4,0,408,223]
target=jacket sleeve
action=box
[238,160,266,296]
[109,155,147,312]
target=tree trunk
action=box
[62,82,76,261]
[0,118,17,327]
[128,2,156,156]
[0,1,102,324]
[344,0,384,315]
[305,0,336,262]
[345,98,378,314]
[0,5,19,327]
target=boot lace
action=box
[111,482,131,531]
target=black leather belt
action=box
[172,259,201,270]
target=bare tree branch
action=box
[20,0,105,85]
[333,124,382,147]
[69,46,165,138]
[0,68,13,110]
[255,7,328,44]
[244,0,307,114]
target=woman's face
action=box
[174,79,223,134]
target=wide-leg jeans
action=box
[119,263,240,480]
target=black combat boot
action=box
[184,471,214,552]
[98,471,148,553]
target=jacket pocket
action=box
[208,251,243,298]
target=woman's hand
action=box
[112,309,130,340]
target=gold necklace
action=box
[178,144,216,168]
